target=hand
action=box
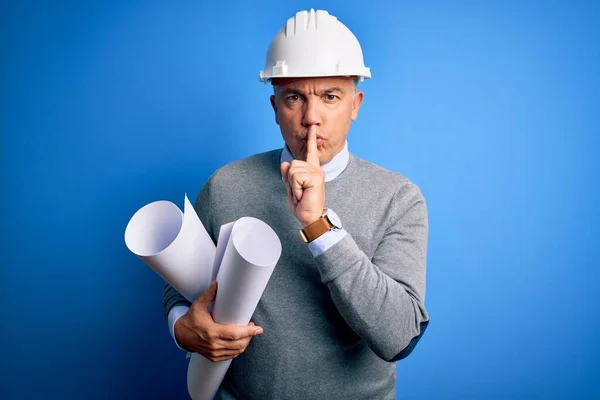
[174,281,263,362]
[280,125,326,227]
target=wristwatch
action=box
[298,208,342,243]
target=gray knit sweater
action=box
[163,149,429,399]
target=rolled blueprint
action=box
[125,195,282,400]
[124,195,216,302]
[187,217,282,400]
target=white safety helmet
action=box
[259,9,371,83]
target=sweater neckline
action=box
[272,148,356,188]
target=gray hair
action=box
[273,77,360,95]
[351,77,359,93]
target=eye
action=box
[286,95,301,102]
[324,94,339,102]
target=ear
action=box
[270,95,279,126]
[351,91,364,121]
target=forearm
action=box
[163,282,196,351]
[162,281,191,320]
[315,233,428,361]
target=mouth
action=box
[299,135,325,144]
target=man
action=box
[163,9,429,399]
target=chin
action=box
[320,155,333,165]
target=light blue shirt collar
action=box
[280,141,349,182]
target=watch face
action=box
[326,208,342,229]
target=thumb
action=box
[197,280,217,308]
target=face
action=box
[270,76,364,165]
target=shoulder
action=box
[350,154,425,203]
[194,148,282,218]
[207,149,282,187]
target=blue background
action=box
[2,1,599,399]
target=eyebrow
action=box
[281,88,305,97]
[321,87,344,95]
[280,87,345,97]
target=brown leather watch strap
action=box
[298,216,333,243]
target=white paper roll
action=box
[187,217,282,400]
[124,195,282,400]
[187,357,232,400]
[124,194,216,302]
[212,217,282,324]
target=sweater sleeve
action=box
[313,182,429,362]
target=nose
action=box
[301,97,322,128]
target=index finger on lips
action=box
[305,125,320,167]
